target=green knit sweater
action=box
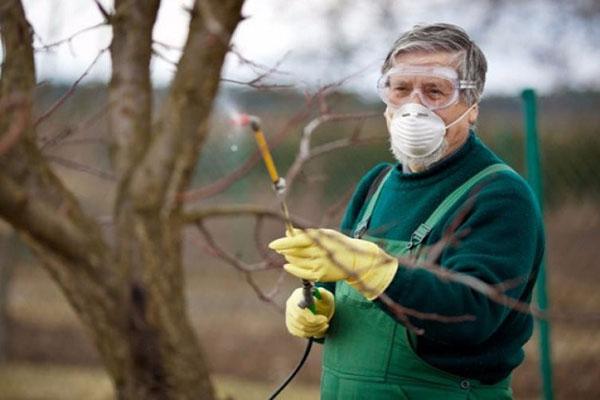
[327,132,544,384]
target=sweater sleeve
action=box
[376,174,545,345]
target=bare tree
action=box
[0,0,243,399]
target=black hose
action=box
[267,338,314,400]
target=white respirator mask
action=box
[378,63,479,162]
[387,102,477,159]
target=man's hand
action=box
[270,229,398,299]
[286,287,335,338]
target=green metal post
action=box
[521,88,554,400]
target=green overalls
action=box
[321,164,514,400]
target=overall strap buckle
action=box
[354,221,368,238]
[407,223,432,250]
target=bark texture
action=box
[0,226,17,362]
[0,0,245,398]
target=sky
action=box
[16,0,600,100]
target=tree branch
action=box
[229,46,291,77]
[0,0,109,277]
[284,111,382,194]
[0,94,29,156]
[180,97,314,203]
[47,155,116,182]
[195,221,282,311]
[108,0,160,182]
[93,0,112,22]
[38,102,110,150]
[180,77,373,203]
[35,22,109,51]
[182,204,313,228]
[0,171,102,269]
[0,0,35,142]
[221,49,294,90]
[106,0,161,300]
[220,77,293,91]
[129,0,245,215]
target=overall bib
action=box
[321,164,514,400]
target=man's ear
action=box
[468,104,479,125]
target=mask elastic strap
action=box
[444,102,478,132]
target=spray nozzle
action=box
[232,113,261,132]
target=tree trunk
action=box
[0,227,17,363]
[0,0,245,398]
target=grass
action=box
[0,362,320,400]
[0,363,112,400]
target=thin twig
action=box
[410,257,543,318]
[182,68,376,202]
[309,136,384,160]
[424,192,478,262]
[50,138,109,147]
[93,0,112,22]
[152,47,179,67]
[47,155,116,181]
[183,204,313,229]
[35,22,108,51]
[226,49,293,89]
[195,222,283,311]
[285,111,381,193]
[220,78,293,90]
[39,102,110,150]
[34,48,108,128]
[299,229,476,334]
[39,127,73,150]
[229,45,291,76]
[153,39,182,51]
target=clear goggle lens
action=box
[377,65,476,111]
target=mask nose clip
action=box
[401,111,429,118]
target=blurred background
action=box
[1,0,599,399]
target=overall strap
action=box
[407,163,515,250]
[353,166,393,238]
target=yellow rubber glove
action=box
[270,229,398,300]
[285,287,335,338]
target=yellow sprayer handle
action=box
[254,130,280,183]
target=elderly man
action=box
[269,23,544,399]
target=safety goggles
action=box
[377,65,477,111]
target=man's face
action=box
[387,51,478,155]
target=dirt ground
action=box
[3,201,600,399]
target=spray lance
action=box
[234,113,321,398]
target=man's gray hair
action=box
[382,23,487,106]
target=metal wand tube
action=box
[246,116,315,312]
